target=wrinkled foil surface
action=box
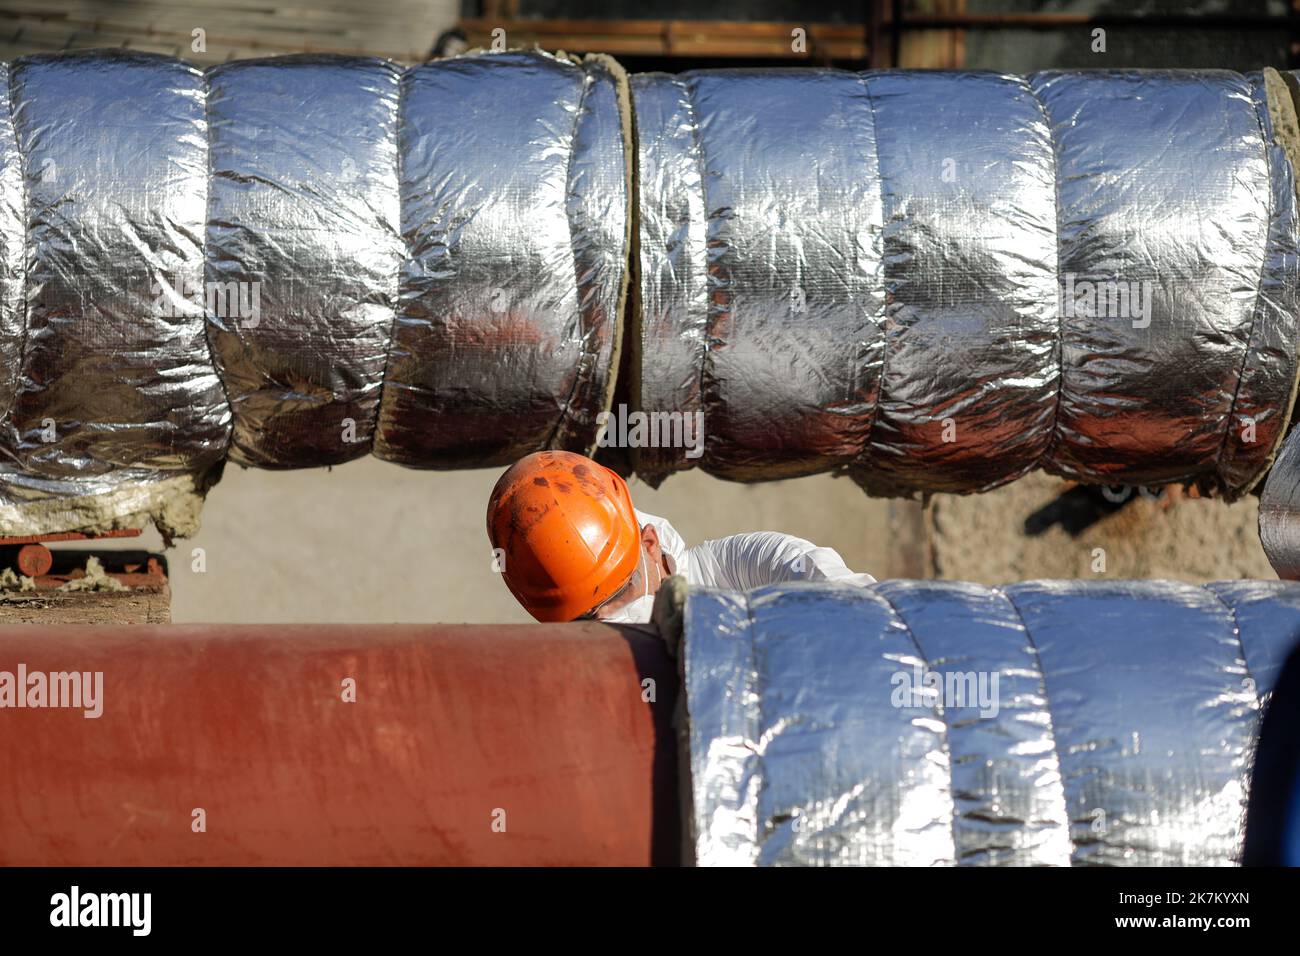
[373,51,628,466]
[634,69,1300,497]
[682,579,1300,866]
[1260,426,1300,579]
[0,54,1296,533]
[0,49,628,534]
[206,55,403,468]
[0,52,227,531]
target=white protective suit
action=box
[620,509,875,623]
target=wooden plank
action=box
[0,19,424,61]
[0,1,455,62]
[0,7,870,62]
[461,17,868,59]
[0,586,171,623]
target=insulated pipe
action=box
[1260,425,1300,579]
[676,579,1300,866]
[0,48,630,538]
[632,68,1300,496]
[1,51,1298,539]
[1243,640,1300,865]
[0,623,678,866]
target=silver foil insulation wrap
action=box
[0,53,227,531]
[205,56,403,468]
[375,51,628,467]
[681,579,1300,866]
[633,69,1300,498]
[0,49,629,533]
[1,54,1297,533]
[1260,424,1300,578]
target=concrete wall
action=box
[72,461,1274,623]
[87,460,903,624]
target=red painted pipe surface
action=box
[0,624,678,866]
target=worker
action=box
[487,451,875,624]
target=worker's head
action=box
[486,451,667,623]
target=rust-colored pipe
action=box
[0,623,678,866]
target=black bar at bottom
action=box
[0,866,1292,942]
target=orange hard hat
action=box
[487,451,641,622]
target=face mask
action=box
[601,593,656,625]
[599,549,659,625]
